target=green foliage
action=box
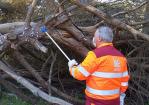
[0,0,30,22]
[146,102,149,105]
[0,93,48,105]
[0,93,30,105]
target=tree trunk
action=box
[143,1,149,34]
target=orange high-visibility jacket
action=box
[69,43,129,100]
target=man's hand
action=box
[120,93,126,105]
[68,59,78,69]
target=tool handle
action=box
[45,32,71,61]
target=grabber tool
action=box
[40,26,71,61]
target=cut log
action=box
[0,22,36,34]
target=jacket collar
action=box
[97,43,113,48]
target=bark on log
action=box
[143,1,149,34]
[48,30,89,56]
[57,21,92,48]
[0,22,36,34]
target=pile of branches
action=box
[0,0,149,105]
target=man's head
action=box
[93,26,113,47]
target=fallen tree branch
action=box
[112,1,148,17]
[13,50,84,104]
[57,21,92,48]
[44,6,92,48]
[0,60,72,105]
[0,21,89,56]
[77,1,148,35]
[25,0,38,28]
[13,50,48,89]
[79,21,103,35]
[72,0,149,40]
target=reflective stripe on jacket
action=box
[69,43,129,100]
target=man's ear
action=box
[98,37,102,42]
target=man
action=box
[68,26,129,105]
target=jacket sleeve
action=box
[120,60,130,93]
[69,51,98,80]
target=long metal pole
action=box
[45,32,71,61]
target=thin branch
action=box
[41,54,52,74]
[129,19,149,26]
[48,50,57,95]
[112,1,148,17]
[127,42,149,56]
[56,0,67,13]
[25,0,38,28]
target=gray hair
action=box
[95,26,113,42]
